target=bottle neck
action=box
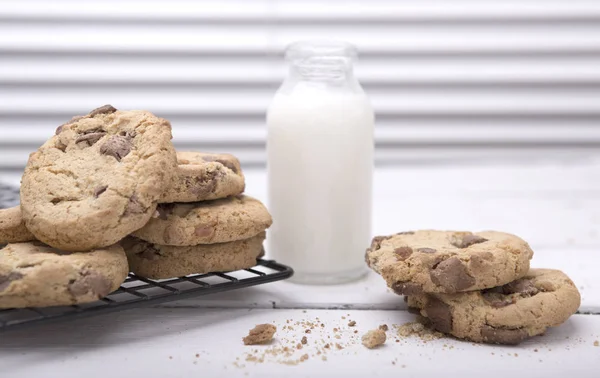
[288,56,354,83]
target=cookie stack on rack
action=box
[122,152,272,279]
[365,230,581,345]
[0,105,271,309]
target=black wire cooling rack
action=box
[0,182,293,331]
[0,259,293,331]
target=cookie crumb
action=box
[324,343,330,349]
[348,320,356,327]
[305,329,311,334]
[296,343,302,350]
[195,353,199,358]
[379,324,389,332]
[243,324,277,345]
[354,330,358,334]
[362,329,386,349]
[594,341,599,347]
[301,336,307,345]
[534,349,538,352]
[322,356,327,361]
[300,354,309,361]
[335,343,344,350]
[168,356,173,360]
[397,321,443,341]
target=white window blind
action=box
[1,0,600,173]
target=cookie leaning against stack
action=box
[120,152,272,279]
[20,104,178,251]
[366,230,581,344]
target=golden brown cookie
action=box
[159,151,245,203]
[0,206,35,244]
[407,269,581,344]
[0,241,128,308]
[366,230,533,294]
[132,195,272,246]
[20,105,177,251]
[122,232,265,279]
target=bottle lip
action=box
[284,40,358,62]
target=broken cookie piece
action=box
[243,324,277,345]
[361,329,386,349]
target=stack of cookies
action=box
[366,230,581,345]
[0,104,271,309]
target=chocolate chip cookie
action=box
[407,269,581,344]
[0,206,35,244]
[132,195,272,246]
[0,241,128,308]
[122,232,265,279]
[20,105,178,251]
[159,151,245,203]
[366,230,533,294]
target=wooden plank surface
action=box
[1,308,598,378]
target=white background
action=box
[2,0,600,173]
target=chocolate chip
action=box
[451,233,488,248]
[424,297,453,333]
[137,245,162,260]
[407,306,421,315]
[391,282,423,295]
[369,235,391,251]
[482,292,515,308]
[55,125,64,135]
[430,257,476,292]
[155,203,175,220]
[124,193,145,215]
[394,246,413,260]
[76,131,106,146]
[396,231,415,235]
[188,171,221,197]
[93,185,108,198]
[68,271,112,297]
[502,278,539,296]
[0,272,23,292]
[88,104,117,117]
[99,135,132,161]
[481,325,529,345]
[200,156,240,174]
[417,248,437,253]
[55,140,68,152]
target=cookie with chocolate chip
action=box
[20,105,177,251]
[159,151,245,203]
[132,195,272,246]
[406,269,580,344]
[122,232,265,279]
[0,206,35,244]
[365,230,533,294]
[0,242,128,308]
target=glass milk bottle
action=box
[266,40,374,284]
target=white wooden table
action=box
[2,159,600,378]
